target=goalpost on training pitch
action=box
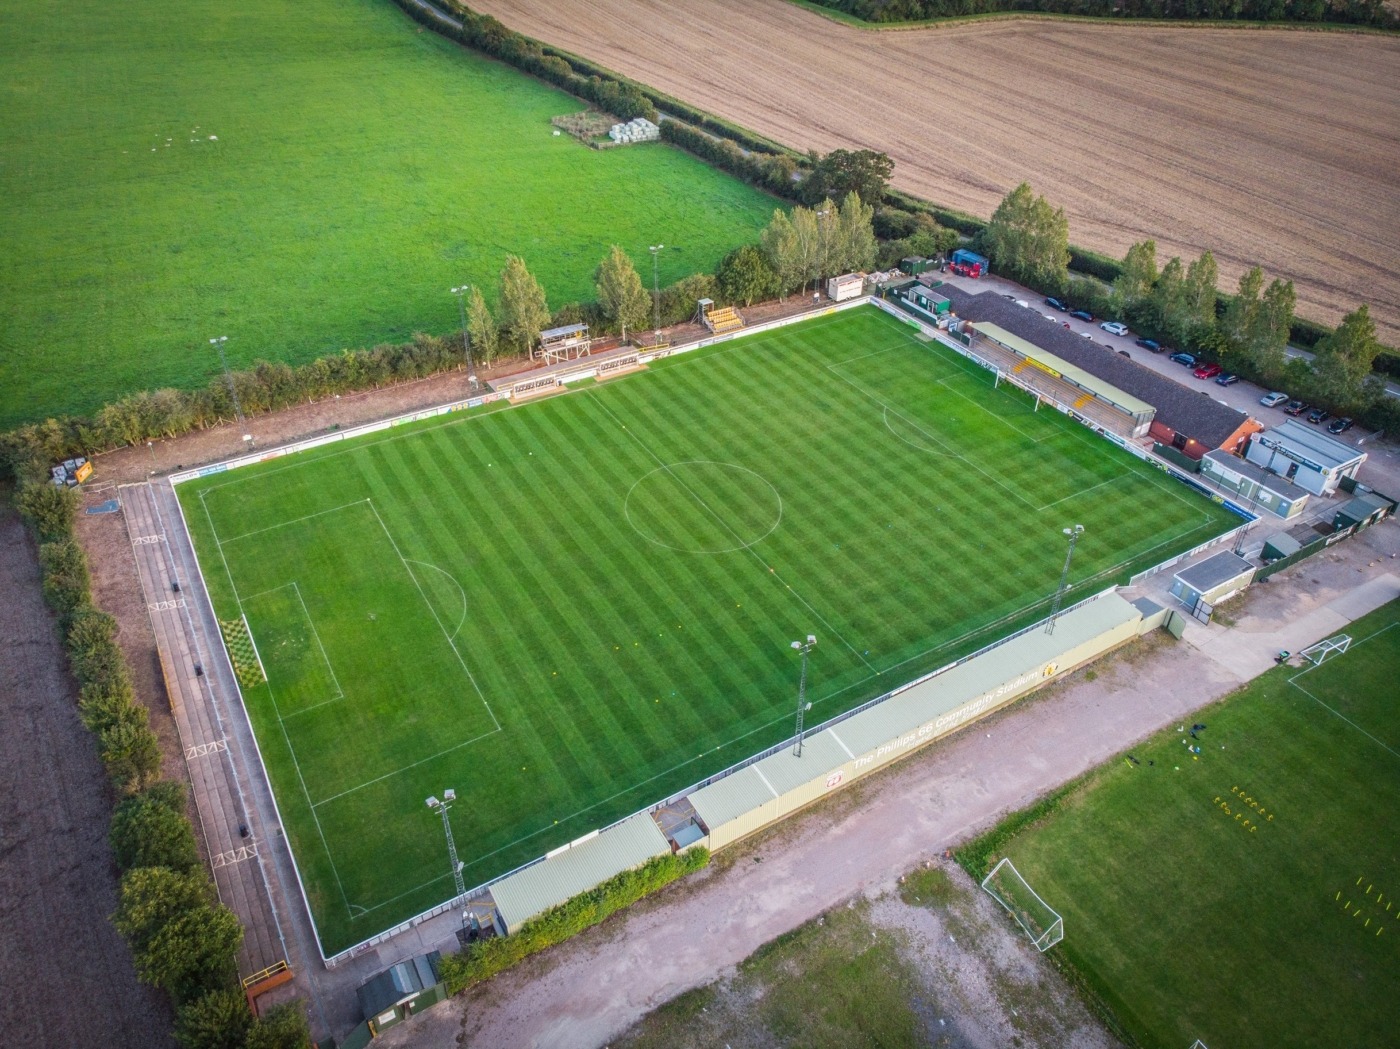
[1300,634,1352,666]
[981,857,1064,952]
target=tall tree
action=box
[981,182,1071,294]
[790,206,821,292]
[1114,240,1159,307]
[466,286,498,368]
[802,148,894,207]
[594,246,650,338]
[1222,265,1264,347]
[1184,251,1219,330]
[1151,257,1188,341]
[497,255,550,357]
[760,209,804,299]
[1313,304,1383,399]
[716,245,778,307]
[832,192,878,275]
[1255,278,1296,373]
[245,1002,312,1049]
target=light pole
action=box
[426,789,466,903]
[791,634,817,757]
[210,336,253,449]
[450,285,479,388]
[1046,525,1084,635]
[649,244,664,345]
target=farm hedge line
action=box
[438,847,710,993]
[7,450,310,1045]
[802,0,1397,29]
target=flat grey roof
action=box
[1174,551,1255,592]
[490,813,668,932]
[540,322,588,340]
[1203,449,1305,495]
[1256,419,1365,472]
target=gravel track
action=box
[468,0,1400,344]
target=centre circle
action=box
[624,461,783,554]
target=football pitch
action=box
[958,600,1400,1049]
[178,306,1239,953]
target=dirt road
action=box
[373,515,1398,1047]
[0,502,174,1048]
[468,0,1400,345]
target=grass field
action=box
[0,0,776,428]
[177,305,1238,953]
[958,600,1400,1049]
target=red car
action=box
[1193,362,1223,380]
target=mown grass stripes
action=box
[180,305,1238,952]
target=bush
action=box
[174,988,251,1049]
[244,1002,312,1049]
[38,539,90,625]
[99,715,163,794]
[440,847,709,993]
[15,480,79,541]
[111,782,200,874]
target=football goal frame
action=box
[1300,634,1352,666]
[981,857,1064,952]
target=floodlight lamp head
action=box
[804,702,812,712]
[426,796,440,809]
[791,641,801,650]
[807,635,817,644]
[444,788,456,802]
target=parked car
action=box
[1045,296,1068,311]
[1260,391,1289,407]
[1193,363,1223,380]
[1169,352,1196,367]
[1328,417,1354,434]
[1283,400,1308,416]
[1306,407,1331,425]
[1135,338,1162,353]
[1216,373,1240,387]
[1070,309,1094,322]
[1100,321,1129,337]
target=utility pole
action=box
[791,634,817,757]
[426,789,466,903]
[1046,525,1084,635]
[649,244,664,345]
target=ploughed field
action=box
[470,0,1400,345]
[178,305,1237,953]
[0,0,775,427]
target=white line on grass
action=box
[365,500,501,732]
[588,394,877,673]
[198,491,357,918]
[291,581,345,701]
[405,559,470,640]
[217,498,373,544]
[1288,622,1400,761]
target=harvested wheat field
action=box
[471,0,1400,344]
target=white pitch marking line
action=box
[218,498,372,545]
[290,582,345,701]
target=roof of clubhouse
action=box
[935,285,1252,448]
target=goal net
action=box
[1300,634,1352,666]
[981,857,1064,952]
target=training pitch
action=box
[178,306,1238,953]
[960,600,1400,1049]
[0,0,775,427]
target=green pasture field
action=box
[0,0,775,428]
[959,600,1400,1049]
[177,305,1238,953]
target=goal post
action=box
[1300,634,1352,666]
[981,857,1064,951]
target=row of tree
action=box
[976,180,1395,430]
[10,475,307,1048]
[808,0,1396,27]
